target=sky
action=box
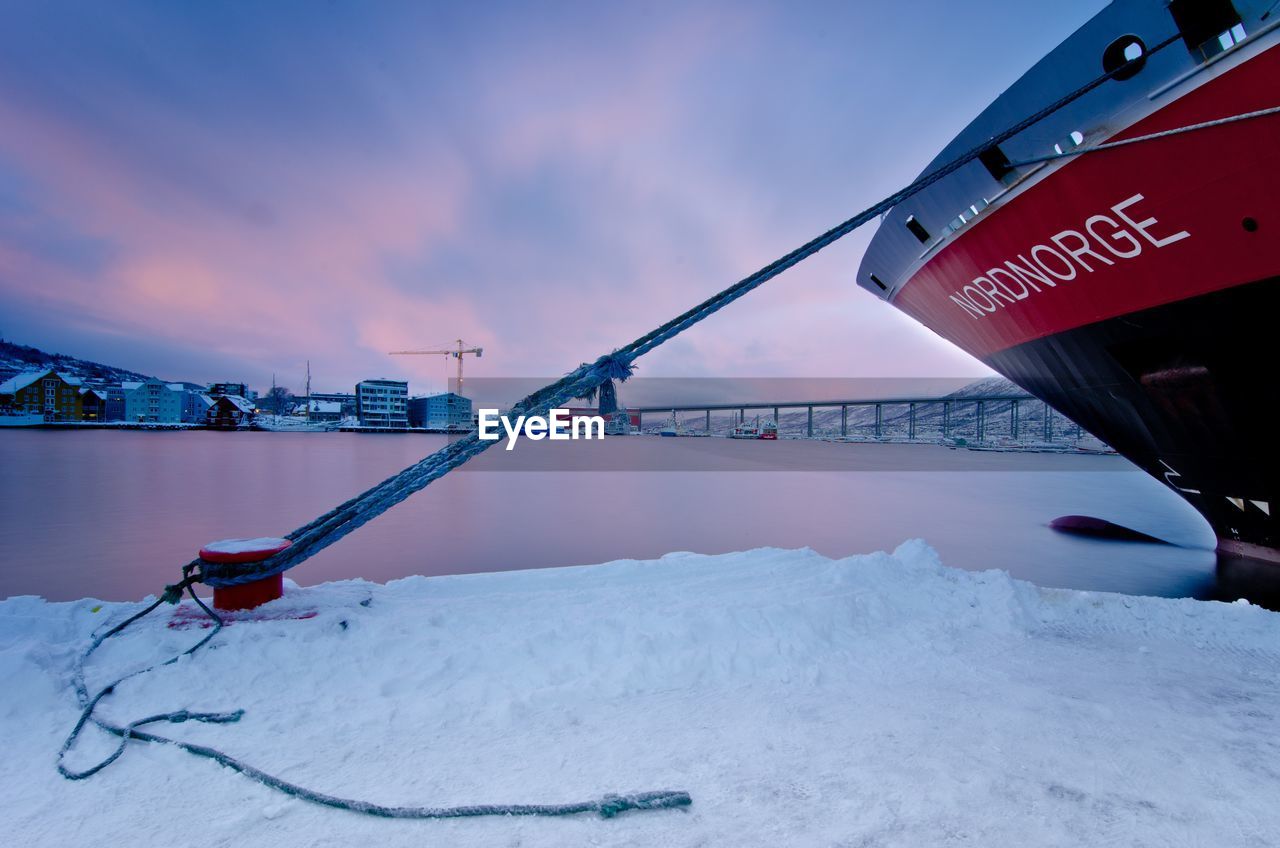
[0,0,1107,395]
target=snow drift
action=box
[2,542,1278,846]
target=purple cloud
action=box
[0,1,1105,392]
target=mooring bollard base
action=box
[198,537,292,611]
[212,573,285,611]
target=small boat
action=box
[0,413,46,428]
[759,419,778,440]
[254,415,340,433]
[729,418,761,439]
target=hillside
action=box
[0,340,155,386]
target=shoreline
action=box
[0,421,1113,453]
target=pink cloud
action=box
[0,3,993,392]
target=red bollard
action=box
[198,537,293,611]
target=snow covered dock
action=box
[4,542,1279,846]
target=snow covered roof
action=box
[0,371,46,394]
[121,379,185,393]
[299,400,341,413]
[0,369,81,394]
[219,395,256,413]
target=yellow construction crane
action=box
[388,339,483,396]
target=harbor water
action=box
[0,429,1218,602]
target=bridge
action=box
[631,394,1079,441]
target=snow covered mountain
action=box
[0,340,155,386]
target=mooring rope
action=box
[59,33,1189,822]
[195,32,1183,590]
[1005,103,1280,168]
[58,581,691,818]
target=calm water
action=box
[0,429,1219,602]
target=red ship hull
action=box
[890,42,1280,559]
[895,42,1280,359]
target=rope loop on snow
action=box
[58,586,692,819]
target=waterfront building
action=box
[307,391,357,418]
[355,379,408,428]
[407,392,472,429]
[103,387,127,421]
[207,395,256,428]
[0,369,83,420]
[292,399,343,422]
[208,382,249,398]
[123,379,185,423]
[181,391,213,423]
[189,393,215,423]
[79,387,108,421]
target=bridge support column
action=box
[807,406,813,437]
[908,403,916,440]
[840,405,847,438]
[976,400,985,442]
[875,404,882,439]
[1011,400,1019,440]
[1043,402,1053,441]
[942,401,950,438]
[705,409,711,432]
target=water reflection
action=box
[1213,553,1280,610]
[0,429,1229,604]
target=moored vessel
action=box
[857,0,1280,562]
